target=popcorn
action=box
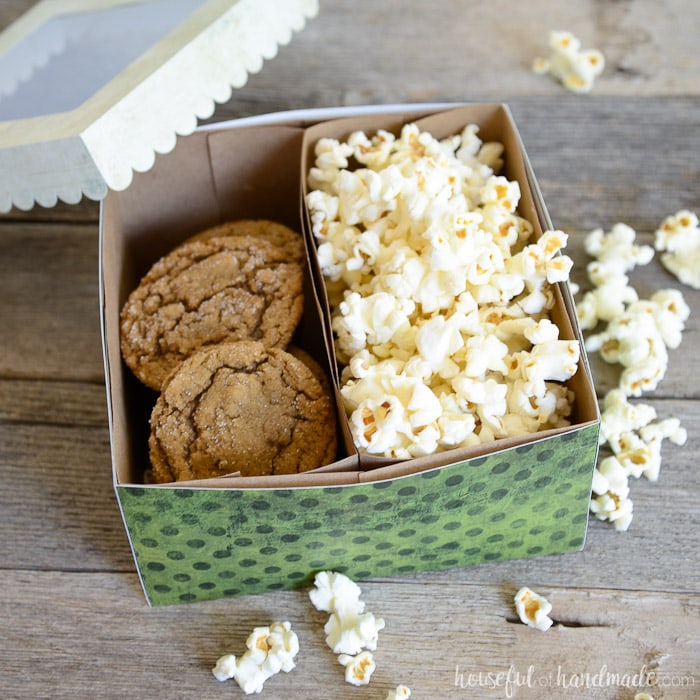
[585,289,688,397]
[513,587,554,631]
[310,571,385,686]
[590,489,634,531]
[337,651,377,686]
[654,209,700,289]
[533,30,605,93]
[212,654,237,682]
[584,223,654,284]
[309,570,364,615]
[212,621,299,694]
[307,123,580,458]
[575,218,690,530]
[325,609,386,655]
[386,686,412,700]
[598,389,657,447]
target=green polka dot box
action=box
[100,104,600,606]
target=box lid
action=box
[0,0,318,212]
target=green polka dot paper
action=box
[118,423,599,606]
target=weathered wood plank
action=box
[1,571,697,699]
[0,222,104,382]
[0,421,134,571]
[0,379,107,426]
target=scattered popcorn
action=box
[575,218,690,530]
[598,389,657,447]
[310,571,385,686]
[654,210,700,289]
[532,30,605,93]
[634,693,654,700]
[513,586,554,631]
[584,223,654,284]
[338,650,377,686]
[585,288,688,397]
[212,621,299,695]
[386,686,412,700]
[307,123,580,458]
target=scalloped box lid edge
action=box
[0,0,319,212]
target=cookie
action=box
[286,345,339,465]
[185,219,306,264]
[120,235,304,391]
[147,341,338,482]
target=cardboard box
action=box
[101,104,600,606]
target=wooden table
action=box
[1,2,698,698]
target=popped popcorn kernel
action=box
[212,621,299,695]
[513,586,554,631]
[325,609,386,655]
[307,123,580,459]
[309,570,365,615]
[590,489,634,531]
[212,654,237,682]
[533,30,605,93]
[386,685,412,700]
[654,209,700,289]
[338,650,377,686]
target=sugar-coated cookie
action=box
[185,219,306,264]
[148,341,338,482]
[120,235,304,391]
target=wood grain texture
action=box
[1,571,697,699]
[1,1,699,698]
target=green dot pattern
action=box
[118,423,599,606]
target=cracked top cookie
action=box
[147,341,338,482]
[184,219,306,264]
[120,234,304,391]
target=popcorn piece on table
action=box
[575,276,639,331]
[212,621,299,695]
[532,30,605,93]
[325,608,386,655]
[337,650,377,686]
[590,489,634,531]
[598,388,657,447]
[584,222,654,284]
[634,692,654,700]
[654,209,700,289]
[513,586,554,631]
[585,287,689,397]
[310,571,386,686]
[386,686,412,700]
[309,570,365,615]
